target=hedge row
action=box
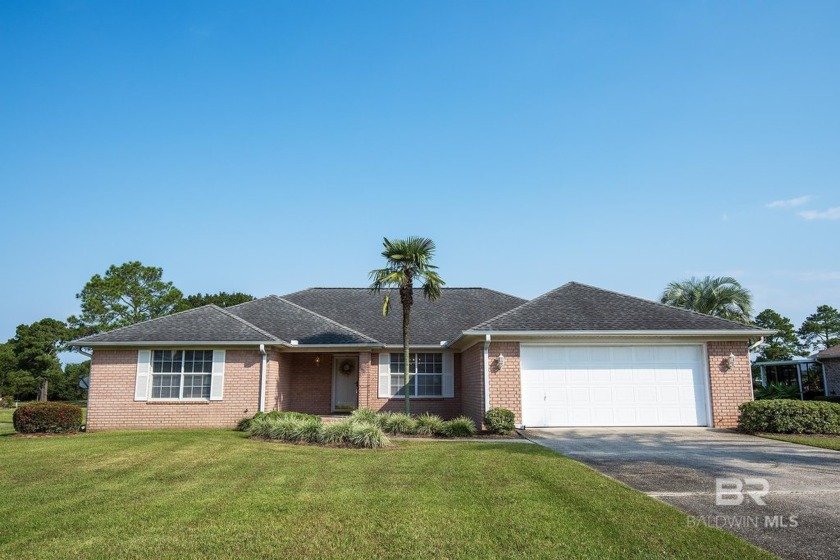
[12,402,84,433]
[738,399,840,434]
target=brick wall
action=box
[488,341,522,425]
[460,343,485,427]
[823,359,840,396]
[707,341,753,428]
[287,353,334,415]
[362,352,462,418]
[87,348,260,431]
[264,349,292,411]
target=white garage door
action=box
[521,345,709,427]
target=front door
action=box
[332,356,359,412]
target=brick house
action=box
[815,345,840,396]
[71,282,772,431]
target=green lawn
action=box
[0,430,771,559]
[761,433,840,451]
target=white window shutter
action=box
[378,353,391,398]
[442,353,455,398]
[210,350,226,401]
[135,350,151,401]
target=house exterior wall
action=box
[264,349,292,412]
[86,348,260,431]
[707,341,753,428]
[460,343,485,427]
[488,342,522,425]
[822,358,840,397]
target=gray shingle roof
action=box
[226,296,379,345]
[470,282,764,332]
[282,288,527,345]
[815,345,840,360]
[71,305,280,345]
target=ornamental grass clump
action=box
[237,410,320,432]
[384,412,417,435]
[348,422,391,448]
[320,421,355,445]
[265,417,322,443]
[441,416,477,438]
[350,408,389,429]
[414,412,445,436]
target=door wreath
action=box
[339,360,354,376]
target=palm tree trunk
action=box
[402,302,410,415]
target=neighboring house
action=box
[71,282,772,431]
[814,345,840,396]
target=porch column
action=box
[358,352,372,409]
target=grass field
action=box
[761,433,840,451]
[0,429,771,559]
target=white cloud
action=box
[766,195,812,208]
[797,207,840,220]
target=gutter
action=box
[483,335,491,414]
[748,337,765,351]
[258,344,267,413]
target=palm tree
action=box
[370,237,444,414]
[660,276,753,323]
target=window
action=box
[389,353,443,397]
[150,350,213,400]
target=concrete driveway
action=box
[525,428,840,560]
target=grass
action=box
[0,430,771,559]
[760,433,840,451]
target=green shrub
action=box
[13,402,83,434]
[754,383,801,400]
[813,395,840,404]
[484,408,515,434]
[441,416,477,437]
[415,413,445,436]
[320,421,354,445]
[384,412,417,434]
[738,399,840,434]
[0,395,14,409]
[348,422,391,448]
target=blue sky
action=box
[1,1,838,355]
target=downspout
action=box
[748,337,765,400]
[483,335,491,414]
[73,346,93,431]
[258,344,267,413]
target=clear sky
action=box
[1,1,838,355]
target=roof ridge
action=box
[269,295,381,344]
[565,281,755,329]
[71,304,220,344]
[468,282,575,330]
[212,304,283,342]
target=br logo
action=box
[715,478,769,506]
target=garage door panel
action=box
[521,345,708,427]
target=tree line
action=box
[659,275,840,361]
[0,261,253,402]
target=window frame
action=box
[389,352,444,398]
[149,349,213,401]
